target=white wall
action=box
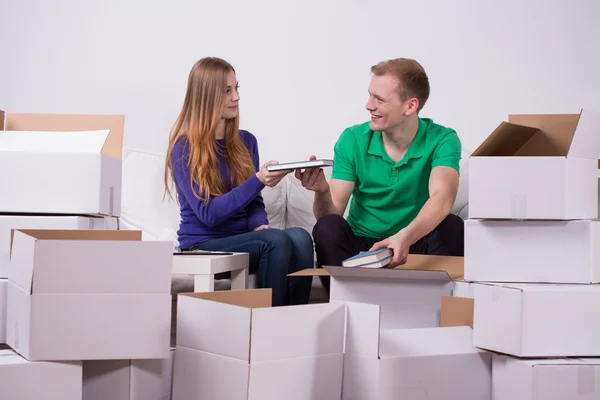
[1,0,599,163]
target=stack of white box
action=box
[464,108,600,399]
[0,110,176,399]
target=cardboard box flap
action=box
[0,130,110,153]
[440,296,474,328]
[324,254,463,280]
[508,109,600,159]
[3,112,125,159]
[379,326,477,358]
[0,110,4,130]
[343,301,381,358]
[471,122,540,156]
[567,109,600,159]
[11,229,141,242]
[181,289,272,309]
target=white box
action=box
[172,289,345,400]
[0,348,82,400]
[342,302,491,400]
[473,283,600,357]
[0,111,125,217]
[83,360,130,400]
[468,108,600,220]
[492,354,600,400]
[0,214,118,278]
[6,229,173,361]
[0,279,6,343]
[130,348,175,400]
[291,254,463,330]
[453,280,474,298]
[465,219,600,283]
[83,348,175,400]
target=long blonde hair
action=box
[164,57,256,202]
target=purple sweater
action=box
[172,130,268,249]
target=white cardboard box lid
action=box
[379,326,481,359]
[1,111,125,159]
[178,289,346,362]
[290,254,464,282]
[8,229,173,294]
[471,108,600,159]
[0,130,110,154]
[343,301,382,358]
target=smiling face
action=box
[366,73,414,132]
[222,70,240,120]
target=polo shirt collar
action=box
[367,118,428,164]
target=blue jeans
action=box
[189,227,313,306]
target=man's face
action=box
[365,73,411,132]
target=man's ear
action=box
[405,98,420,116]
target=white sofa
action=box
[119,148,471,243]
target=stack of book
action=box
[342,248,393,268]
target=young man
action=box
[296,58,464,292]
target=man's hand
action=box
[254,224,271,231]
[256,161,290,187]
[295,155,330,193]
[369,230,410,267]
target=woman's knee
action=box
[283,227,313,249]
[259,228,293,251]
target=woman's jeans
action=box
[189,227,314,306]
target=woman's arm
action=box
[172,142,265,228]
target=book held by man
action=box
[342,248,393,268]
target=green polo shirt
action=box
[332,118,461,239]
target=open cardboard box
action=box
[468,108,600,219]
[6,229,173,361]
[492,354,600,399]
[0,348,82,400]
[0,214,118,278]
[290,254,464,330]
[0,111,125,216]
[172,289,345,400]
[341,301,491,400]
[465,219,600,283]
[473,282,600,358]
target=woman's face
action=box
[222,70,240,120]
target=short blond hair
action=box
[371,58,430,112]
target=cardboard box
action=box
[465,219,600,283]
[172,289,345,400]
[290,254,464,330]
[0,214,118,278]
[0,348,82,399]
[473,282,600,357]
[6,229,173,361]
[468,108,600,219]
[83,348,175,400]
[0,279,6,344]
[342,301,491,400]
[0,111,125,217]
[492,354,600,400]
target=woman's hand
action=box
[256,161,290,187]
[254,224,271,231]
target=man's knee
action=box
[312,214,347,245]
[433,213,464,256]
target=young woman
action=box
[164,57,313,306]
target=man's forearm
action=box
[401,192,453,245]
[313,189,340,219]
